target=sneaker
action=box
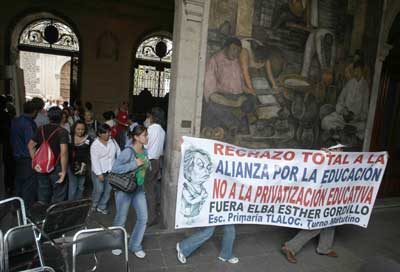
[112,249,122,256]
[218,256,239,264]
[134,250,146,258]
[176,243,187,264]
[96,208,109,215]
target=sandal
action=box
[281,245,297,263]
[317,250,338,258]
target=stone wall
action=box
[19,51,39,95]
[19,51,70,100]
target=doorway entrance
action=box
[131,34,172,122]
[14,17,80,105]
[371,14,400,197]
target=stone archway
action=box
[364,0,400,150]
[8,11,81,105]
[9,11,80,65]
[367,2,400,197]
[382,1,400,44]
[60,60,71,101]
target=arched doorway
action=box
[60,60,71,101]
[9,13,80,106]
[371,13,400,197]
[131,33,172,122]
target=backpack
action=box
[111,125,118,138]
[32,126,62,173]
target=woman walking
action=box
[111,125,150,258]
[90,123,120,214]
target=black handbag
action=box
[108,171,137,193]
[108,145,138,193]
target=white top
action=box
[328,143,347,150]
[90,138,120,175]
[336,78,369,121]
[145,123,165,160]
[105,119,117,127]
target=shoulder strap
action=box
[125,145,136,159]
[46,127,62,142]
[40,126,45,141]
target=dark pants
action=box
[14,158,37,208]
[37,165,67,204]
[144,159,160,224]
[203,94,256,136]
[116,129,127,149]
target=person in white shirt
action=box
[321,62,369,140]
[90,123,120,214]
[144,107,166,225]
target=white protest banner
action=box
[175,137,388,230]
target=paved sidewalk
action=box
[87,206,400,272]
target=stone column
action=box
[160,0,210,230]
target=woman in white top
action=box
[90,123,120,214]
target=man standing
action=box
[32,97,49,128]
[116,101,129,148]
[28,107,69,204]
[10,100,40,208]
[144,107,165,225]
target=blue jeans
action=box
[68,168,85,201]
[113,187,148,252]
[179,225,236,260]
[91,172,112,210]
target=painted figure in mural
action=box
[203,37,257,140]
[345,49,370,83]
[272,0,319,31]
[301,29,336,78]
[321,62,369,142]
[239,38,278,91]
[310,69,335,105]
[180,148,212,224]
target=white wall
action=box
[20,51,69,100]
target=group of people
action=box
[9,96,166,258]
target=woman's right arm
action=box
[239,48,256,94]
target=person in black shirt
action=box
[28,107,69,204]
[68,120,91,200]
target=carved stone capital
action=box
[378,43,393,61]
[183,0,205,22]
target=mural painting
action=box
[200,0,383,150]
